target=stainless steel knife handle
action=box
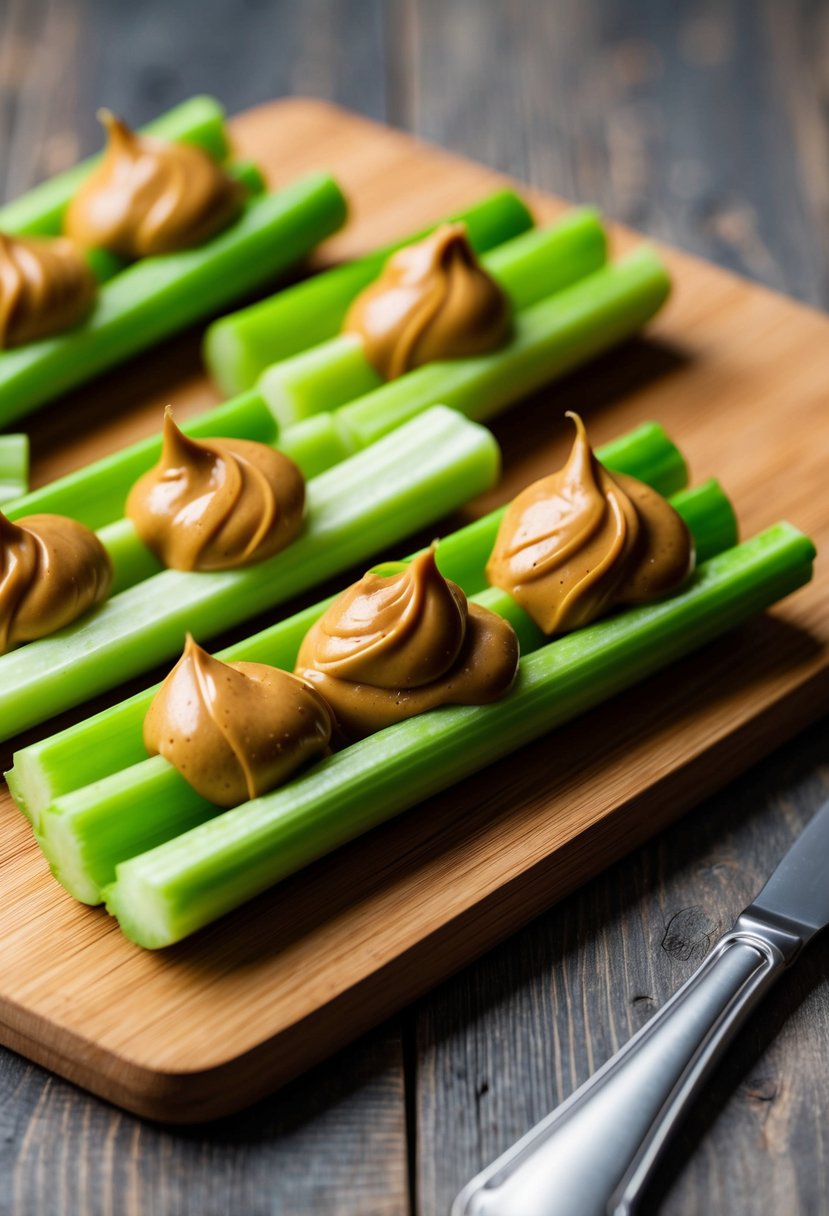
[453,919,801,1216]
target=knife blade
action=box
[453,797,829,1216]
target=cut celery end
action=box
[27,476,731,904]
[5,419,687,825]
[204,189,536,394]
[0,407,499,741]
[259,335,383,428]
[0,96,231,237]
[0,174,348,426]
[0,435,29,505]
[259,211,609,430]
[4,390,276,529]
[104,523,816,948]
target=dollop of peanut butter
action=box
[343,222,511,380]
[126,410,305,571]
[0,511,112,653]
[295,548,519,740]
[145,635,333,807]
[64,110,244,258]
[486,413,694,634]
[0,232,96,349]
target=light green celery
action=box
[259,212,608,428]
[0,174,347,426]
[204,189,535,393]
[6,420,687,822]
[279,247,671,469]
[0,406,497,741]
[101,520,162,595]
[0,435,29,505]
[4,390,276,529]
[13,243,669,597]
[227,159,266,197]
[0,96,231,236]
[102,522,815,948]
[30,477,730,905]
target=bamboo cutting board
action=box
[0,99,827,1123]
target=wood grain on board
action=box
[0,98,826,1122]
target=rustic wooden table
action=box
[1,1,827,1213]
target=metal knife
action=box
[453,797,829,1216]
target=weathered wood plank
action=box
[414,720,829,1215]
[0,1030,408,1216]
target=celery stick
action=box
[0,174,347,426]
[0,96,231,237]
[6,420,688,823]
[102,523,815,948]
[259,212,608,428]
[204,189,536,393]
[279,247,671,468]
[31,477,730,905]
[0,407,497,741]
[11,242,668,598]
[227,159,266,197]
[0,435,29,506]
[3,390,276,529]
[6,234,661,526]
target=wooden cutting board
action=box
[0,99,826,1123]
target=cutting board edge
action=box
[1,661,825,1124]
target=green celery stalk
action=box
[3,390,277,529]
[29,478,731,905]
[0,435,29,505]
[227,159,266,197]
[0,174,348,426]
[102,522,815,948]
[3,234,657,526]
[203,189,536,393]
[10,242,669,596]
[0,406,497,741]
[0,96,231,237]
[279,247,671,473]
[259,212,608,428]
[6,419,689,824]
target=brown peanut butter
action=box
[343,223,511,380]
[486,413,694,634]
[0,232,96,349]
[0,511,112,653]
[64,110,244,259]
[295,548,519,740]
[126,409,305,572]
[145,635,333,807]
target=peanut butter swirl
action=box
[0,232,96,349]
[126,410,305,572]
[343,222,511,380]
[486,413,694,634]
[0,511,112,654]
[145,635,333,808]
[295,548,519,740]
[64,110,244,258]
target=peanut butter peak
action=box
[0,232,96,349]
[64,110,244,258]
[144,635,333,808]
[343,222,511,380]
[126,410,305,572]
[295,548,519,740]
[0,511,112,654]
[486,413,694,634]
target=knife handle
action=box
[453,922,799,1216]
